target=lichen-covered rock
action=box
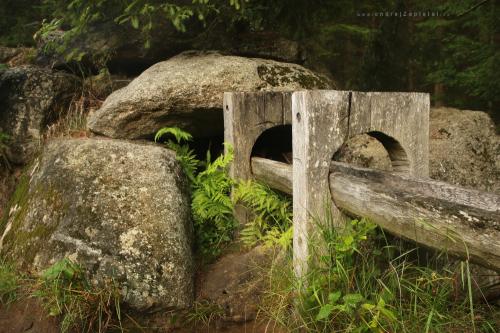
[0,138,194,311]
[0,66,80,164]
[333,134,392,171]
[87,51,333,139]
[429,107,500,296]
[430,107,499,193]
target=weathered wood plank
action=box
[349,92,430,177]
[224,92,292,225]
[250,157,500,271]
[329,161,500,272]
[251,157,292,194]
[292,90,351,277]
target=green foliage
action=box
[261,212,498,332]
[156,127,236,258]
[1,0,497,115]
[33,258,122,333]
[35,0,247,63]
[186,300,224,326]
[191,144,235,256]
[413,0,500,111]
[0,261,20,304]
[155,126,295,258]
[155,127,198,182]
[235,180,292,249]
[0,0,46,46]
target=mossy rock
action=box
[0,65,80,164]
[87,50,334,140]
[0,138,194,311]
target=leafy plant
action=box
[155,126,296,258]
[33,258,122,333]
[260,210,498,333]
[0,260,20,304]
[35,0,248,64]
[156,127,236,258]
[235,180,292,249]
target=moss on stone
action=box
[0,164,31,233]
[0,160,65,267]
[257,64,330,89]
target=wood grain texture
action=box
[223,92,292,225]
[292,90,351,276]
[349,92,430,177]
[329,161,500,272]
[251,157,500,271]
[251,157,292,194]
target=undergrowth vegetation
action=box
[235,180,292,250]
[0,258,123,333]
[261,212,499,332]
[155,126,293,259]
[155,126,498,333]
[0,127,496,332]
[155,127,236,259]
[0,260,19,304]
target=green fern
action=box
[192,144,236,257]
[156,127,236,258]
[234,180,292,249]
[155,126,293,257]
[155,126,193,143]
[155,126,198,182]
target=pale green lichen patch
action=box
[0,169,66,268]
[0,138,194,311]
[257,64,331,89]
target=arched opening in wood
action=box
[332,132,409,174]
[251,125,293,164]
[367,131,409,174]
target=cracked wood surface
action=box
[251,156,500,271]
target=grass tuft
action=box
[0,260,21,305]
[258,209,499,333]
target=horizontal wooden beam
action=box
[251,157,293,194]
[250,157,500,271]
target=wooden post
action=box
[292,90,351,277]
[250,156,500,272]
[291,91,430,277]
[223,91,292,225]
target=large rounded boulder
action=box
[87,51,333,139]
[0,66,80,165]
[0,138,194,311]
[429,107,499,193]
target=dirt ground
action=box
[0,246,287,333]
[0,298,59,333]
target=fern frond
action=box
[235,180,292,249]
[155,126,193,144]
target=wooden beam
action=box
[250,157,500,271]
[251,157,292,194]
[329,162,500,272]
